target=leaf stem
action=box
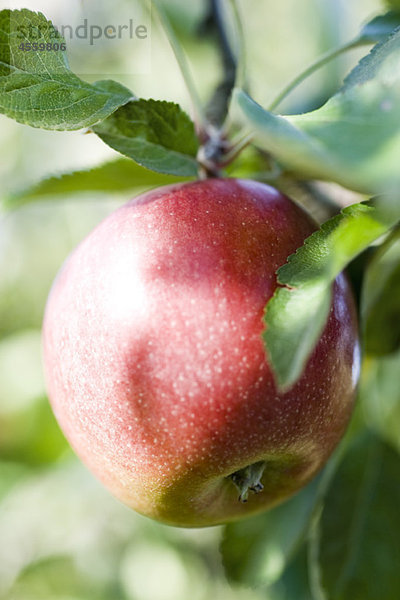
[307,506,328,600]
[268,39,360,112]
[228,0,246,91]
[151,0,206,135]
[306,450,344,600]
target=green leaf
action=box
[362,229,400,355]
[318,432,400,600]
[359,11,400,44]
[264,283,333,390]
[360,352,400,453]
[4,158,189,210]
[92,99,199,176]
[221,475,321,587]
[342,24,400,90]
[268,12,400,114]
[234,27,400,195]
[264,196,400,389]
[0,9,133,130]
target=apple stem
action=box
[196,1,251,178]
[197,126,253,178]
[228,461,266,502]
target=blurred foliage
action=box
[3,557,119,600]
[318,433,400,600]
[362,228,400,355]
[1,1,399,599]
[221,474,321,587]
[266,545,313,600]
[360,352,400,452]
[384,0,400,10]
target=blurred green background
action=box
[0,0,385,598]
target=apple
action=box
[42,178,359,527]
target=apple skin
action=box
[43,178,359,527]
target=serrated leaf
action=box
[318,433,400,600]
[234,28,400,194]
[3,158,189,210]
[362,229,400,355]
[360,352,400,452]
[359,11,400,44]
[0,9,133,130]
[264,196,400,389]
[221,475,320,588]
[264,283,332,389]
[278,199,397,286]
[92,98,199,176]
[342,24,400,90]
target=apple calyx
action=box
[228,461,266,502]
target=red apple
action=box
[42,178,359,527]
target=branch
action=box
[201,0,238,127]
